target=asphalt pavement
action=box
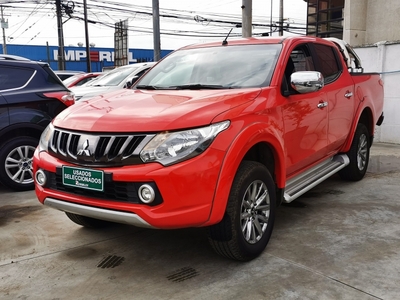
[1,142,400,300]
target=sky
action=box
[1,0,307,51]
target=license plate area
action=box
[62,166,104,191]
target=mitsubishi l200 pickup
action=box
[33,36,384,261]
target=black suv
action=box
[0,55,74,191]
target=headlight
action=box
[38,123,54,152]
[140,121,230,166]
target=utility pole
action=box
[1,5,7,54]
[83,0,91,72]
[270,0,273,36]
[56,0,66,70]
[152,0,161,61]
[279,0,283,36]
[241,0,252,37]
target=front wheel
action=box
[208,161,276,261]
[339,123,370,181]
[0,137,38,191]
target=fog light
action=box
[138,184,155,204]
[35,169,47,186]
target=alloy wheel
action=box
[5,145,36,185]
[357,134,368,171]
[240,180,270,244]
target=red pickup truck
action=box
[33,36,384,261]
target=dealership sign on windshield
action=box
[53,50,138,62]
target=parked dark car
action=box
[0,54,75,191]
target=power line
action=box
[5,1,307,28]
[3,0,306,46]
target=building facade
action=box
[305,0,344,39]
[304,0,400,46]
[343,0,400,46]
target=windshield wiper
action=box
[135,85,160,90]
[169,84,230,90]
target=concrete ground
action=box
[1,143,400,300]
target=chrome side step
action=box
[283,154,349,203]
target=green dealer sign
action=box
[62,166,104,191]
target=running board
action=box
[283,154,349,203]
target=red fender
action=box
[205,122,285,225]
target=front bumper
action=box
[34,148,226,229]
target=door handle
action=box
[344,92,353,98]
[317,102,328,109]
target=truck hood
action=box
[54,88,261,132]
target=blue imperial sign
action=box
[1,44,172,72]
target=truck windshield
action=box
[136,44,281,89]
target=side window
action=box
[313,44,341,83]
[0,66,35,91]
[126,68,151,88]
[290,47,315,72]
[75,77,92,86]
[43,65,65,86]
[282,44,315,95]
[135,68,149,78]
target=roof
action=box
[180,37,286,50]
[178,36,340,50]
[54,70,85,75]
[116,62,156,69]
[0,54,30,61]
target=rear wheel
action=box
[339,123,370,181]
[0,137,38,191]
[65,212,113,228]
[208,161,276,261]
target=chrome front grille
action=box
[49,129,155,166]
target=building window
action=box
[305,0,344,38]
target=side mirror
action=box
[291,71,324,94]
[125,75,140,88]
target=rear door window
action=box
[0,66,35,91]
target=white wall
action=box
[354,42,400,144]
[344,0,400,46]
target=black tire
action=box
[339,123,370,181]
[208,161,276,261]
[65,212,113,228]
[0,136,38,191]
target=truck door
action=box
[311,43,356,152]
[281,44,329,177]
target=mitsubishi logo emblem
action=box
[77,139,91,156]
